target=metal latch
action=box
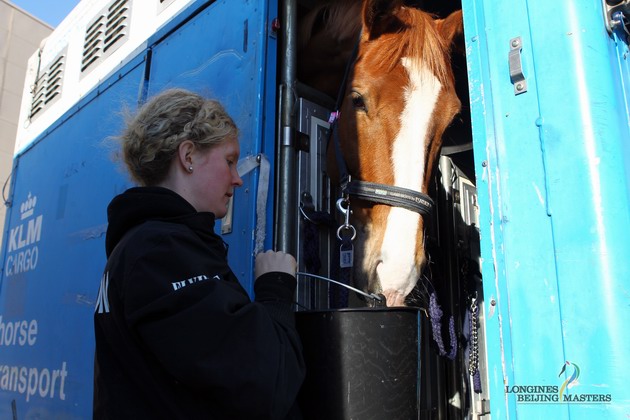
[602,0,630,38]
[508,37,527,95]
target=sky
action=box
[11,0,82,28]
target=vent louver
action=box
[81,15,105,72]
[81,0,131,74]
[29,51,66,120]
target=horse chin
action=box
[381,290,408,307]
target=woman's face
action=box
[188,136,242,217]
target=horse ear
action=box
[436,10,464,54]
[363,0,404,39]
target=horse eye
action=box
[350,92,366,111]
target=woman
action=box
[93,89,305,419]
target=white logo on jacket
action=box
[95,272,110,314]
[171,274,218,291]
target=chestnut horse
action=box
[298,0,464,306]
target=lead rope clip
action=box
[336,198,356,268]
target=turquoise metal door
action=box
[462,0,630,418]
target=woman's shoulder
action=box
[106,220,217,282]
[107,218,226,275]
[125,219,200,248]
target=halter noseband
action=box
[328,35,434,220]
[330,119,434,219]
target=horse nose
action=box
[376,259,415,286]
[376,261,416,304]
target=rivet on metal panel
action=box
[271,18,281,35]
[508,36,527,95]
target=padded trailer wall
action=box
[0,0,278,417]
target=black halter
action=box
[328,36,434,219]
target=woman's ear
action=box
[178,140,196,173]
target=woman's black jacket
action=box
[93,187,305,419]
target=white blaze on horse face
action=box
[376,59,442,300]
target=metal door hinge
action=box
[508,37,527,95]
[476,399,491,416]
[603,0,630,39]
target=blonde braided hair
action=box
[119,88,238,186]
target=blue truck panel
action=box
[144,0,277,294]
[0,58,144,418]
[0,0,276,417]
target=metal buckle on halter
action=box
[335,197,356,242]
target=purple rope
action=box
[429,291,457,359]
[429,292,446,356]
[447,315,457,360]
[473,370,482,393]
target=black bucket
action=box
[295,308,422,420]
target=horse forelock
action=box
[362,7,453,86]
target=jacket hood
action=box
[105,187,215,257]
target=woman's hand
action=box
[255,250,296,279]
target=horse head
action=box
[332,1,463,306]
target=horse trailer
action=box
[0,0,628,418]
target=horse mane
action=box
[297,0,363,52]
